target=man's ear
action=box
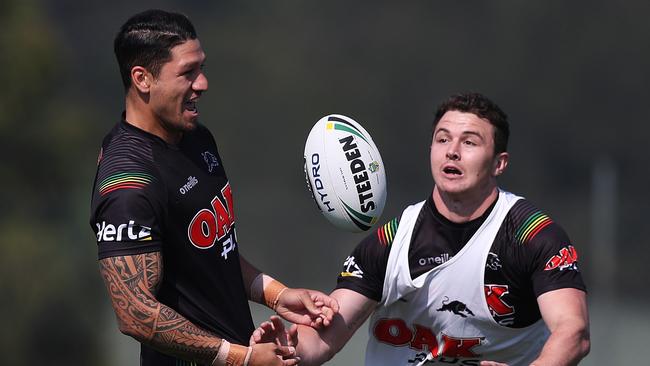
[131,66,151,93]
[493,152,509,177]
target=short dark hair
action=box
[432,92,510,154]
[114,9,197,89]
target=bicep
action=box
[99,252,163,339]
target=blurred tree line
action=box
[0,0,106,364]
[1,0,648,365]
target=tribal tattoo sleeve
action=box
[99,252,221,364]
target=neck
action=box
[124,93,182,144]
[432,184,499,223]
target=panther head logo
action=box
[202,151,220,173]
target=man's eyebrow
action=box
[180,54,207,68]
[433,128,485,139]
[434,127,450,135]
[461,130,485,139]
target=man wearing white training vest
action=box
[252,92,590,366]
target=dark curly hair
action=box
[433,92,510,154]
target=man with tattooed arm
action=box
[90,9,337,366]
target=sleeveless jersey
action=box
[366,191,550,366]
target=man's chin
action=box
[435,182,470,197]
[181,118,199,131]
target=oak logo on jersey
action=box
[95,220,152,242]
[484,285,515,317]
[340,256,364,278]
[188,183,237,259]
[437,296,475,318]
[202,151,219,173]
[374,318,483,359]
[544,245,579,271]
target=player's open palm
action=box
[249,343,298,366]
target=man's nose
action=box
[446,145,460,161]
[193,72,208,92]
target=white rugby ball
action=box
[304,114,387,232]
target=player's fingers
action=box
[317,304,336,325]
[250,320,279,345]
[250,328,263,345]
[480,361,509,366]
[275,345,296,358]
[319,312,331,327]
[312,292,340,313]
[300,291,322,316]
[309,316,323,329]
[288,324,298,347]
[270,315,285,332]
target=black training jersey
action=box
[90,120,254,366]
[336,194,586,328]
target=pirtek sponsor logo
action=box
[374,318,483,358]
[96,220,151,242]
[339,135,375,213]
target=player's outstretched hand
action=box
[249,342,299,366]
[275,288,339,328]
[250,315,298,347]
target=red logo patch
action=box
[373,318,483,358]
[544,245,578,271]
[188,183,235,249]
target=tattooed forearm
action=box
[99,253,221,364]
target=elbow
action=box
[578,331,591,359]
[115,316,152,343]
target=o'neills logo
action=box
[96,220,151,242]
[179,176,199,195]
[339,135,375,213]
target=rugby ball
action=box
[304,114,387,232]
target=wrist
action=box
[212,340,252,366]
[264,280,288,310]
[250,274,288,311]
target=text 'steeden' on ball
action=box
[304,114,387,232]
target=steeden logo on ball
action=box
[304,114,387,232]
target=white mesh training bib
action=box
[366,190,549,366]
